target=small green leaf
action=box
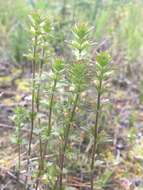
[96,51,111,66]
[52,58,64,72]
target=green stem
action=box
[35,48,45,190]
[59,93,79,190]
[48,77,57,135]
[28,35,37,157]
[17,124,21,173]
[36,48,45,112]
[90,78,102,190]
[18,142,21,172]
[42,74,58,165]
[26,35,37,182]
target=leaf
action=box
[96,51,111,67]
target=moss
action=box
[15,79,30,92]
[0,76,12,86]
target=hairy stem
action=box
[48,77,57,135]
[17,124,21,173]
[26,35,37,181]
[59,93,79,190]
[42,75,58,166]
[35,48,45,190]
[90,78,102,190]
[18,142,21,172]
